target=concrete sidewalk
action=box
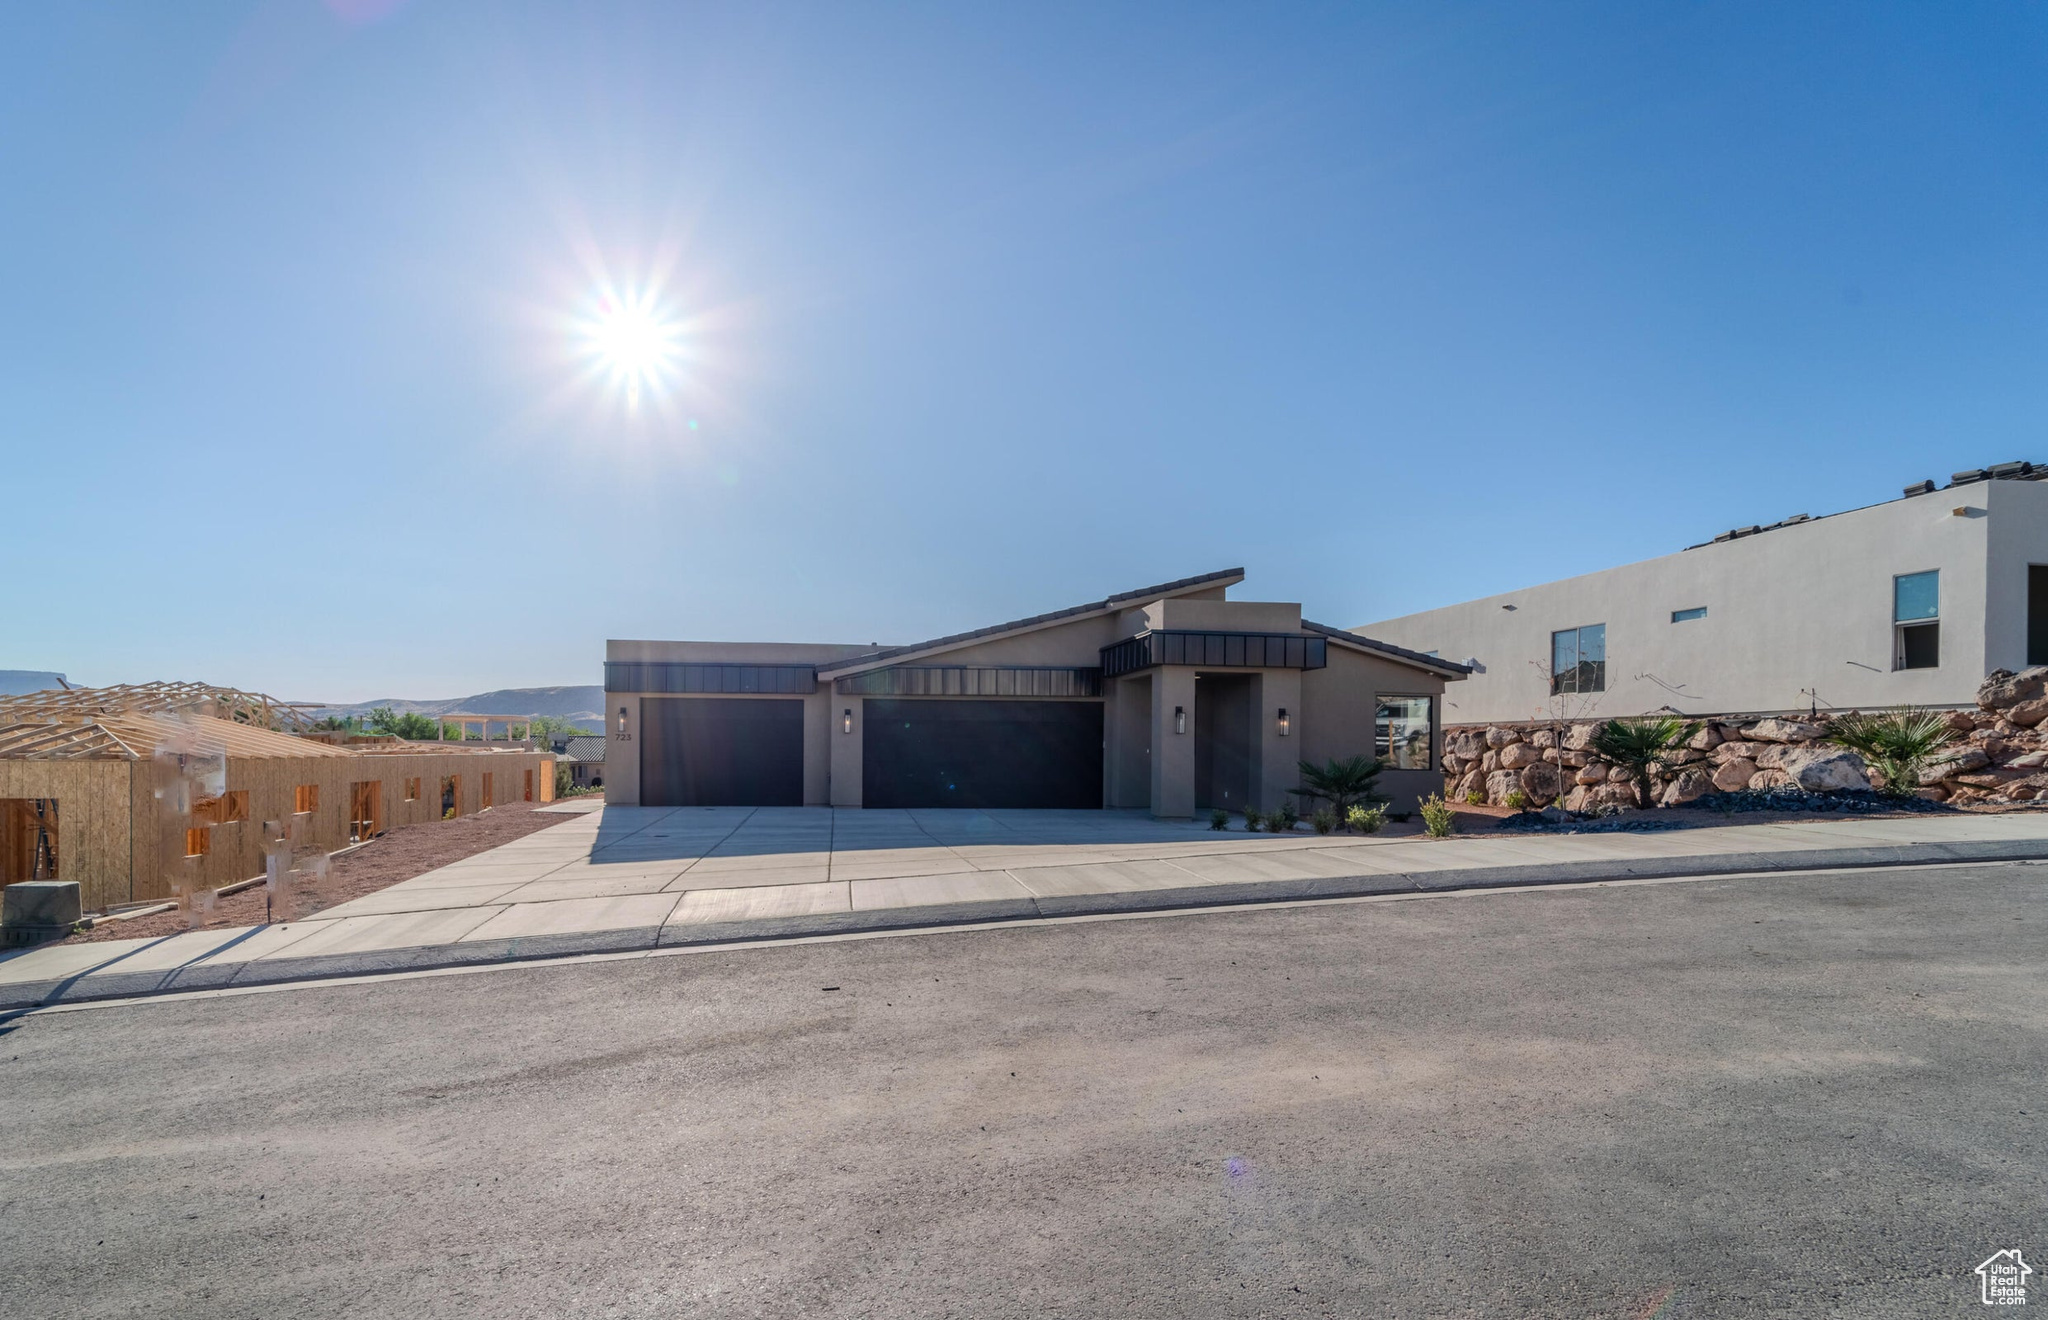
[7,804,2048,1011]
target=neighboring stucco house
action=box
[604,569,1467,817]
[1357,463,2048,726]
[553,735,606,789]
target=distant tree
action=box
[365,707,447,741]
[312,715,358,732]
[527,715,596,744]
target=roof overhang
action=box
[1300,620,1473,679]
[816,569,1246,680]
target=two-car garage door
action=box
[863,700,1102,809]
[639,696,1105,808]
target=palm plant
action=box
[1292,754,1388,827]
[1587,716,1702,810]
[1826,708,1957,797]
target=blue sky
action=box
[6,3,2046,701]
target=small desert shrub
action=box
[1271,803,1300,832]
[1464,788,1486,806]
[1209,808,1229,830]
[1312,808,1337,834]
[1419,792,1456,838]
[1242,811,1262,832]
[1827,708,1958,797]
[1503,789,1528,811]
[1347,804,1386,834]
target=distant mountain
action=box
[304,685,604,728]
[0,670,69,696]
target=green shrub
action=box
[1503,788,1528,811]
[1588,716,1701,810]
[1347,804,1386,834]
[1419,792,1456,838]
[1242,811,1262,832]
[1209,808,1229,831]
[1463,788,1486,806]
[1272,803,1300,832]
[1826,708,1958,797]
[1311,808,1337,834]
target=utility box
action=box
[3,880,81,946]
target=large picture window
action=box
[1375,696,1433,770]
[1550,624,1606,695]
[1894,570,1939,670]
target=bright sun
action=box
[580,290,681,404]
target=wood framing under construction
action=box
[0,682,555,913]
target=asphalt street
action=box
[1,861,2042,1319]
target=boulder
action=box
[1518,761,1562,803]
[1712,758,1758,792]
[1750,769,1794,790]
[1499,743,1544,770]
[1952,771,2025,789]
[2006,750,2048,769]
[1529,728,1557,749]
[2009,697,2048,728]
[1712,741,1761,763]
[1562,786,1596,813]
[1574,762,1608,785]
[1926,748,1991,782]
[1594,781,1642,809]
[1740,718,1824,743]
[1451,730,1486,760]
[1978,666,2048,711]
[1778,747,1871,793]
[1917,785,1950,803]
[1945,710,1979,733]
[1457,770,1485,800]
[1669,747,1707,765]
[1662,768,1715,806]
[1481,750,1501,773]
[1688,724,1722,751]
[1485,726,1518,749]
[1485,770,1522,802]
[1560,750,1588,768]
[1564,723,1597,751]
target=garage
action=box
[640,697,804,806]
[863,699,1102,809]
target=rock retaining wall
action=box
[1440,666,2048,811]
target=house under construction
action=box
[0,682,555,914]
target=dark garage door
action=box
[641,697,804,806]
[863,700,1103,809]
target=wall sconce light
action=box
[1277,707,1290,737]
[616,706,627,736]
[842,708,854,734]
[1174,705,1186,735]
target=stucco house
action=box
[1358,463,2048,726]
[604,569,1467,817]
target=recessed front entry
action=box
[641,697,805,806]
[863,699,1103,809]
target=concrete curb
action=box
[6,837,2045,1013]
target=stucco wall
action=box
[1298,646,1448,814]
[1360,487,1996,725]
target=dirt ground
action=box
[66,801,590,944]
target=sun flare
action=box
[578,289,682,404]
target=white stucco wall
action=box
[1358,485,2015,725]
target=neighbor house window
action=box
[293,784,318,814]
[1671,607,1706,623]
[404,777,420,802]
[1376,697,1433,770]
[1894,570,1939,670]
[1551,624,1606,694]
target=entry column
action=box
[1149,666,1196,819]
